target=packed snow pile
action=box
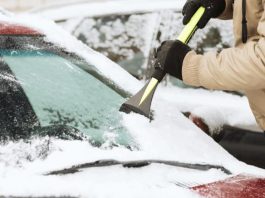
[157,85,261,132]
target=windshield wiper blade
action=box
[45,159,232,176]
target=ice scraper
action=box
[119,7,205,118]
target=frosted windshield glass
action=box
[2,50,135,147]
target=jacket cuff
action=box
[218,0,233,20]
[182,51,202,87]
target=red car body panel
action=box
[192,174,265,198]
[0,22,42,35]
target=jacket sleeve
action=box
[182,7,265,91]
[245,90,265,130]
[218,0,234,20]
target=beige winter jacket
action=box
[182,0,265,130]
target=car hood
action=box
[0,95,264,197]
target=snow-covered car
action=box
[0,12,265,198]
[29,0,265,165]
[31,0,233,80]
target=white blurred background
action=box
[1,0,110,11]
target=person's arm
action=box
[246,89,265,130]
[182,5,265,91]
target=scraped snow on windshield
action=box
[0,3,264,198]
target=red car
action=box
[0,13,264,198]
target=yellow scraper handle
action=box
[139,7,205,105]
[178,6,205,44]
[120,7,206,118]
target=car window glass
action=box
[1,49,136,147]
[61,9,233,82]
[71,13,158,79]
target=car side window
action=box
[70,13,158,79]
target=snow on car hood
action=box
[31,0,186,21]
[0,12,264,198]
[0,97,264,197]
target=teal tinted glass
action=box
[1,49,135,147]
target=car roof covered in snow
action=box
[30,0,186,21]
[0,21,43,36]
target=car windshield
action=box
[0,36,136,148]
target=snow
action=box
[72,13,156,59]
[157,85,262,132]
[1,163,206,198]
[0,6,264,198]
[0,7,13,16]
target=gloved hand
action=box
[153,40,191,81]
[182,0,226,28]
